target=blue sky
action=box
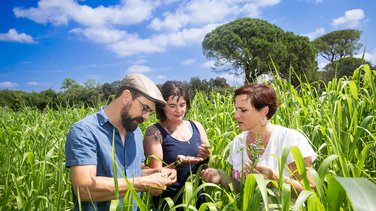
[1,0,375,92]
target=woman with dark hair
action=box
[201,83,316,194]
[143,80,210,209]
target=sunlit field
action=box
[1,65,375,210]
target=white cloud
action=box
[13,0,281,57]
[26,81,53,87]
[104,24,217,57]
[27,81,41,86]
[127,65,152,73]
[0,81,18,88]
[148,0,234,32]
[184,0,235,25]
[149,12,188,32]
[14,0,158,27]
[70,27,127,44]
[332,9,365,28]
[149,0,280,33]
[152,23,218,47]
[0,28,35,43]
[108,37,164,56]
[241,0,280,17]
[304,27,325,40]
[70,24,217,56]
[181,58,197,66]
[70,27,164,56]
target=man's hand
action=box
[140,170,177,196]
[160,168,177,181]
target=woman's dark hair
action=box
[156,81,191,121]
[234,83,279,119]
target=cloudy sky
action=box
[1,0,375,91]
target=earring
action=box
[259,117,267,127]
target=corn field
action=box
[1,64,375,210]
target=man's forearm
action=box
[141,167,161,176]
[74,176,146,202]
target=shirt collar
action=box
[97,106,135,135]
[97,106,110,126]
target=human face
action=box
[234,94,264,131]
[164,95,187,122]
[134,97,154,115]
[121,103,141,132]
[121,95,155,132]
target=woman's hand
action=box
[197,144,211,160]
[244,160,276,180]
[200,168,222,184]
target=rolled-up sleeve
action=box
[65,123,97,167]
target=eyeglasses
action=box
[135,97,154,115]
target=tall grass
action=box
[274,65,376,180]
[0,105,96,210]
[0,64,375,210]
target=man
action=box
[65,73,177,210]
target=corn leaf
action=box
[326,175,346,210]
[336,177,376,211]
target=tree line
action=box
[0,77,231,110]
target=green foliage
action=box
[0,89,58,110]
[202,17,318,86]
[61,77,78,91]
[313,29,362,63]
[187,76,232,96]
[0,77,230,110]
[0,106,95,210]
[1,64,375,210]
[335,177,376,210]
[102,81,122,102]
[322,57,375,82]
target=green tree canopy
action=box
[61,78,78,91]
[313,29,362,63]
[202,17,317,85]
[322,57,374,82]
[187,76,230,96]
[83,79,100,89]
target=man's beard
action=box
[121,104,144,132]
